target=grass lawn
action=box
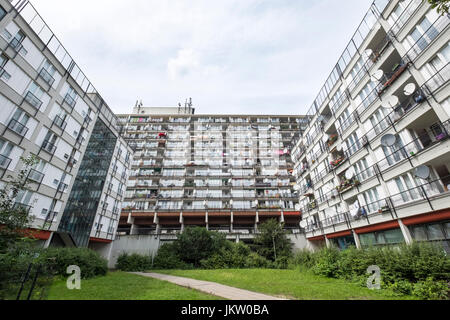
[157,268,417,300]
[46,271,221,300]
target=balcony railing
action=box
[57,182,68,193]
[330,90,350,115]
[41,140,57,154]
[63,93,76,109]
[7,118,29,137]
[27,169,44,183]
[337,111,359,136]
[347,58,374,94]
[406,14,450,62]
[38,68,56,86]
[377,120,450,173]
[0,66,11,81]
[13,202,32,213]
[8,38,27,55]
[423,62,450,95]
[308,175,450,233]
[24,91,43,110]
[369,34,393,63]
[53,115,67,130]
[0,154,12,170]
[344,135,368,158]
[377,59,411,96]
[389,0,421,36]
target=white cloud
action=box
[30,0,374,115]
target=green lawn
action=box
[46,271,221,300]
[157,268,417,300]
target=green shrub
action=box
[385,280,414,296]
[152,243,192,270]
[116,253,152,272]
[200,242,272,269]
[312,247,340,278]
[412,277,449,300]
[290,250,318,269]
[38,248,107,279]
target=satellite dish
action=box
[404,83,417,96]
[381,134,397,147]
[381,95,399,109]
[336,142,343,152]
[293,184,301,191]
[370,69,384,82]
[322,134,330,144]
[345,168,355,180]
[295,204,301,211]
[365,48,373,57]
[300,220,307,228]
[415,165,431,180]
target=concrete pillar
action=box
[352,230,362,249]
[280,211,285,224]
[254,212,259,233]
[230,212,234,232]
[325,236,331,248]
[398,219,413,245]
[42,232,54,248]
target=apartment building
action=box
[0,0,132,248]
[116,107,307,241]
[292,0,450,251]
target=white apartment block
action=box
[0,0,132,249]
[292,0,450,251]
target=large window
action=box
[410,221,450,253]
[0,6,6,21]
[359,228,405,248]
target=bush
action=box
[37,247,107,279]
[312,247,341,278]
[200,242,271,269]
[412,278,449,300]
[290,250,318,269]
[116,253,152,272]
[152,243,192,270]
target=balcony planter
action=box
[378,206,390,214]
[436,133,447,141]
[330,157,346,169]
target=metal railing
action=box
[41,140,56,154]
[63,93,76,109]
[7,118,29,137]
[38,68,55,86]
[423,62,450,95]
[377,59,411,96]
[52,115,67,130]
[0,154,12,170]
[27,169,44,184]
[24,91,43,110]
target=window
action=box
[362,187,381,213]
[354,157,371,181]
[0,53,10,81]
[0,6,6,21]
[359,229,405,248]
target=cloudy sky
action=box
[31,0,373,115]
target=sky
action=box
[31,0,374,115]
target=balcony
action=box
[376,59,411,96]
[27,169,44,184]
[7,119,29,137]
[389,0,422,36]
[8,38,27,55]
[0,154,12,170]
[63,93,76,109]
[344,135,368,158]
[0,66,11,81]
[57,182,68,193]
[38,68,56,87]
[423,62,450,95]
[53,115,67,131]
[24,91,43,111]
[336,178,360,194]
[41,140,57,154]
[330,155,347,170]
[13,202,32,213]
[368,34,392,64]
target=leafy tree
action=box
[175,227,228,267]
[253,219,293,261]
[428,0,450,15]
[0,156,38,253]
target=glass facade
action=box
[58,119,117,247]
[359,228,405,248]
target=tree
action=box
[175,227,228,267]
[253,219,293,262]
[0,156,38,253]
[428,0,450,15]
